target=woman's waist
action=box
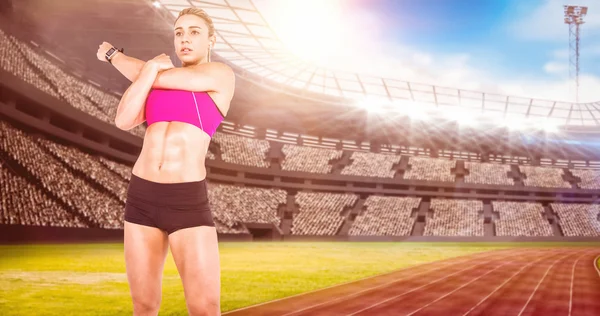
[132,156,207,182]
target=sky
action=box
[253,0,600,102]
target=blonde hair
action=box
[176,8,215,38]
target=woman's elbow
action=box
[114,115,132,130]
[114,118,127,130]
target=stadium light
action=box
[355,96,392,114]
[392,100,432,121]
[563,5,588,102]
[445,108,479,127]
[540,118,561,133]
[255,0,355,66]
[496,115,527,131]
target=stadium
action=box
[1,0,599,315]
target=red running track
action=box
[223,247,600,316]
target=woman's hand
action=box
[146,53,175,72]
[96,42,115,62]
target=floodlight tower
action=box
[564,5,587,102]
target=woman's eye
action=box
[175,32,181,36]
[192,31,199,35]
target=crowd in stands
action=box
[551,203,600,237]
[5,30,600,239]
[98,157,132,181]
[0,28,145,138]
[349,196,420,236]
[492,201,553,236]
[37,138,128,203]
[291,192,357,235]
[281,144,342,174]
[206,150,216,160]
[1,166,87,228]
[212,132,270,168]
[520,166,571,188]
[464,162,513,185]
[404,157,455,182]
[0,29,59,99]
[207,183,286,233]
[424,199,484,236]
[341,152,400,178]
[0,121,124,229]
[3,119,600,237]
[570,169,600,189]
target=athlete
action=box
[96,7,234,316]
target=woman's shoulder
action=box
[192,62,234,76]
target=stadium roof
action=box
[156,0,600,128]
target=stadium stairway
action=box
[411,200,430,236]
[545,205,563,236]
[330,151,350,175]
[280,193,298,235]
[337,197,366,235]
[483,203,493,236]
[394,156,410,179]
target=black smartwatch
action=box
[105,47,124,64]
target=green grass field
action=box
[1,241,599,315]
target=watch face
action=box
[106,47,116,57]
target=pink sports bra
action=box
[145,89,225,137]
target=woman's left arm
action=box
[152,62,235,93]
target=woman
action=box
[96,7,234,316]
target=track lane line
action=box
[568,251,593,316]
[223,248,517,316]
[403,255,520,316]
[345,248,545,316]
[278,248,522,316]
[517,250,589,316]
[460,249,567,316]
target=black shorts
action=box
[124,173,215,235]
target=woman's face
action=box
[174,14,214,66]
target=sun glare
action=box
[256,0,359,66]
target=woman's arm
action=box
[114,62,160,130]
[110,53,145,82]
[152,62,235,93]
[97,42,145,82]
[97,42,233,92]
[109,53,234,94]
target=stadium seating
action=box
[0,29,60,99]
[0,166,88,228]
[551,203,600,237]
[212,132,270,168]
[424,199,484,236]
[207,183,286,232]
[0,28,146,138]
[520,166,570,188]
[492,201,553,236]
[348,196,420,236]
[464,161,514,185]
[36,138,129,203]
[291,192,357,235]
[570,169,600,189]
[404,156,455,182]
[341,151,400,178]
[0,121,124,229]
[4,29,600,240]
[98,157,132,181]
[281,144,342,174]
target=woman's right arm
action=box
[97,42,145,82]
[110,53,145,82]
[114,61,161,130]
